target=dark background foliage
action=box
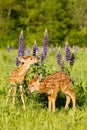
[0,0,87,48]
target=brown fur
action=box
[28,72,76,112]
[6,56,39,110]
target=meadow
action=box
[0,47,87,130]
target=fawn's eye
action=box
[30,58,32,60]
[31,85,34,87]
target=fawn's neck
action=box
[39,82,53,95]
[19,63,30,77]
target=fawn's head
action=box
[28,73,42,93]
[18,56,39,65]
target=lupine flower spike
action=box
[32,40,38,57]
[57,47,62,65]
[65,41,71,61]
[70,51,75,66]
[41,29,49,62]
[16,30,25,66]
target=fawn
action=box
[28,72,76,112]
[6,56,39,110]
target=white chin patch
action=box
[26,65,30,70]
[30,86,39,92]
[22,59,25,63]
[30,88,35,93]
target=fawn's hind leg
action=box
[65,95,71,109]
[20,85,26,110]
[12,86,17,108]
[64,88,76,110]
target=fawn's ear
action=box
[34,73,39,79]
[39,74,42,81]
[18,57,25,63]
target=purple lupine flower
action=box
[57,47,62,65]
[32,40,38,57]
[41,51,46,61]
[65,41,71,61]
[70,53,75,66]
[16,57,20,66]
[41,29,49,62]
[19,30,25,56]
[44,28,49,47]
[16,30,25,66]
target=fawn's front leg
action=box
[51,87,59,112]
[48,96,56,112]
[48,96,52,112]
[51,97,56,112]
[6,85,13,105]
[20,85,26,110]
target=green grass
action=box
[0,48,87,130]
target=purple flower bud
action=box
[57,48,62,65]
[44,28,49,47]
[16,57,20,66]
[41,29,49,62]
[19,30,24,57]
[41,51,46,62]
[16,30,25,66]
[70,53,75,66]
[32,40,38,57]
[65,42,71,61]
[60,60,65,71]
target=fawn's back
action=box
[43,72,71,90]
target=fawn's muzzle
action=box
[35,62,40,66]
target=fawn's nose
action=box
[26,88,31,94]
[35,57,40,66]
[27,88,32,93]
[35,62,40,66]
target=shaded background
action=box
[0,0,87,48]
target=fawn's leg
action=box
[64,88,76,110]
[65,95,71,109]
[12,86,17,108]
[6,86,13,105]
[20,85,26,110]
[48,96,56,112]
[51,97,56,112]
[51,87,59,112]
[48,96,52,112]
